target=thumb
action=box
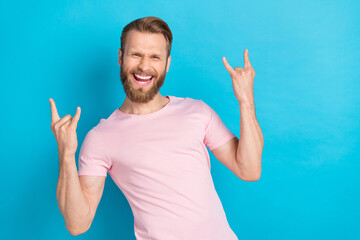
[70,106,81,130]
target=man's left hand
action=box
[223,49,256,106]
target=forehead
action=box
[125,30,167,55]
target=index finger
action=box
[49,98,60,123]
[222,56,235,75]
[69,106,81,130]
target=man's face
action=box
[118,30,171,103]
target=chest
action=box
[103,112,208,176]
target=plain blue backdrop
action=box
[1,0,359,239]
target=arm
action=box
[212,49,263,181]
[211,103,264,181]
[49,98,105,236]
[235,102,263,181]
[57,154,106,236]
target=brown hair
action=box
[120,16,173,58]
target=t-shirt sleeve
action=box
[200,100,237,151]
[77,128,112,177]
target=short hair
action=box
[120,16,173,58]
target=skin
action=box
[48,30,174,236]
[49,32,263,237]
[211,49,263,181]
[49,98,93,236]
[118,30,172,115]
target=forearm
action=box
[236,102,264,180]
[57,154,91,235]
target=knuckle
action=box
[60,124,67,131]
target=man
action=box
[50,16,263,239]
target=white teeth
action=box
[134,74,152,80]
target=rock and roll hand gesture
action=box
[49,98,81,158]
[223,49,256,106]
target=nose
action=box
[137,57,152,73]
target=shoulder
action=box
[177,96,205,108]
[91,107,123,133]
[186,97,212,114]
[178,97,213,123]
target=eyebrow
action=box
[128,49,162,56]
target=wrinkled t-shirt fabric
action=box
[78,95,238,240]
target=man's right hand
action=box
[49,98,81,159]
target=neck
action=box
[119,94,169,115]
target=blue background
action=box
[1,0,359,239]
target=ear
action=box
[118,48,122,66]
[166,55,171,72]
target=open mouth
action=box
[132,73,154,86]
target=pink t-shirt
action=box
[78,95,238,240]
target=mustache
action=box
[132,71,157,77]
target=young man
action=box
[50,16,263,239]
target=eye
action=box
[152,56,160,59]
[132,53,140,57]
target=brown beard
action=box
[120,61,167,103]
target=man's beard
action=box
[120,63,166,103]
